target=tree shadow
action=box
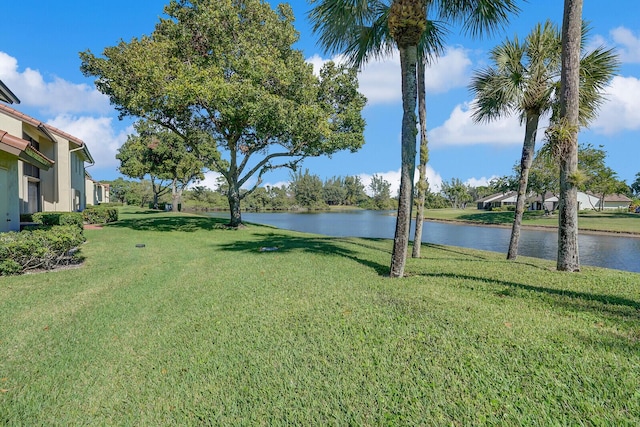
[106,215,232,232]
[214,232,390,275]
[456,211,515,224]
[416,271,640,321]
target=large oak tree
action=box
[81,0,366,226]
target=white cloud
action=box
[429,101,546,146]
[358,165,443,196]
[307,46,472,106]
[592,75,640,134]
[465,176,498,188]
[193,170,223,190]
[610,26,640,63]
[46,115,132,171]
[0,51,110,115]
[262,181,290,190]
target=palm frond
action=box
[437,0,521,38]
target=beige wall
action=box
[0,151,20,232]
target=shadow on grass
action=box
[106,215,232,232]
[456,211,515,224]
[418,271,640,320]
[215,232,390,276]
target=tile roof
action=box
[0,129,55,170]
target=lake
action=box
[207,210,640,273]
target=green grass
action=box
[1,207,639,425]
[424,208,640,234]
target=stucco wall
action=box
[0,152,20,232]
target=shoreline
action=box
[423,218,640,239]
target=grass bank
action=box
[1,207,638,425]
[424,208,640,235]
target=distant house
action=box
[478,191,631,212]
[596,193,632,211]
[85,172,110,206]
[0,103,94,224]
[476,191,517,210]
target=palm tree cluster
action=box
[469,20,618,261]
[310,0,617,276]
[309,0,520,277]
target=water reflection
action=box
[207,210,640,273]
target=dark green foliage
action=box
[83,207,119,224]
[32,212,84,229]
[0,226,85,275]
[20,214,33,222]
[290,169,325,209]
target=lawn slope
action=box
[1,208,638,425]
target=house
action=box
[0,80,20,104]
[478,190,630,213]
[1,130,55,232]
[476,191,517,210]
[529,192,600,212]
[0,102,94,228]
[596,193,632,211]
[85,172,110,206]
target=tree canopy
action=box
[81,0,366,226]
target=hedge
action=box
[83,206,119,224]
[32,212,84,229]
[0,225,86,276]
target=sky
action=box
[1,0,639,195]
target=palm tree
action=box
[309,0,520,277]
[412,55,428,258]
[470,20,617,261]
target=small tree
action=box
[290,169,325,209]
[369,174,393,210]
[441,178,473,209]
[117,121,213,211]
[631,173,640,197]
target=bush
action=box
[0,225,86,276]
[32,212,84,229]
[83,206,119,224]
[20,214,33,222]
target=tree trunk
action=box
[507,112,540,260]
[227,184,242,227]
[412,57,428,259]
[390,44,418,278]
[557,0,582,272]
[171,178,180,212]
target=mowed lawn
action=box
[1,208,639,425]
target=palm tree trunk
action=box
[390,44,419,278]
[557,0,583,272]
[412,57,428,258]
[507,112,540,260]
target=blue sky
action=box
[2,0,639,194]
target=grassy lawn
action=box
[424,208,640,234]
[1,207,639,425]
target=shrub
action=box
[83,206,119,224]
[0,225,85,275]
[20,214,33,222]
[32,212,84,229]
